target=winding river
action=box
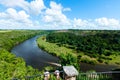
[11,36,120,72]
[11,36,59,70]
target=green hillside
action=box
[0,30,44,80]
[37,30,120,68]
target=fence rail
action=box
[77,71,120,80]
[12,71,120,80]
[12,71,63,80]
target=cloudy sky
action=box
[0,0,120,30]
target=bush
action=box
[97,58,104,63]
[80,56,97,65]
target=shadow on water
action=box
[80,62,120,72]
[11,36,59,70]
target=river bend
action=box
[11,36,120,72]
[11,36,59,70]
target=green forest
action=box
[0,30,45,80]
[47,30,120,56]
[1,30,120,79]
[37,30,120,70]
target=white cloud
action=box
[72,17,120,30]
[0,0,26,7]
[6,8,31,23]
[50,1,62,11]
[0,0,120,30]
[63,8,71,11]
[95,17,120,27]
[0,0,46,15]
[29,0,46,15]
[0,8,38,29]
[0,19,32,29]
[42,1,70,28]
[0,12,7,18]
[0,0,29,11]
[73,18,88,28]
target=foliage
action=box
[46,30,120,56]
[37,37,79,70]
[80,55,98,65]
[45,30,120,64]
[0,30,46,51]
[0,30,46,79]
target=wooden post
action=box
[54,70,60,80]
[44,71,50,80]
[63,66,79,80]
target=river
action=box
[11,36,120,72]
[11,36,59,70]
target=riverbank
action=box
[0,30,45,79]
[37,36,120,72]
[37,36,79,70]
[11,36,59,70]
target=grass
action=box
[37,37,76,57]
[108,55,120,65]
[37,36,98,68]
[37,36,120,67]
[0,30,12,33]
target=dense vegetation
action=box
[37,30,120,67]
[0,30,46,51]
[0,30,46,80]
[46,30,120,56]
[37,37,79,69]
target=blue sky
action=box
[62,0,120,19]
[0,0,120,30]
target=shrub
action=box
[80,56,97,65]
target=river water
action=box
[11,36,120,72]
[11,36,59,70]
